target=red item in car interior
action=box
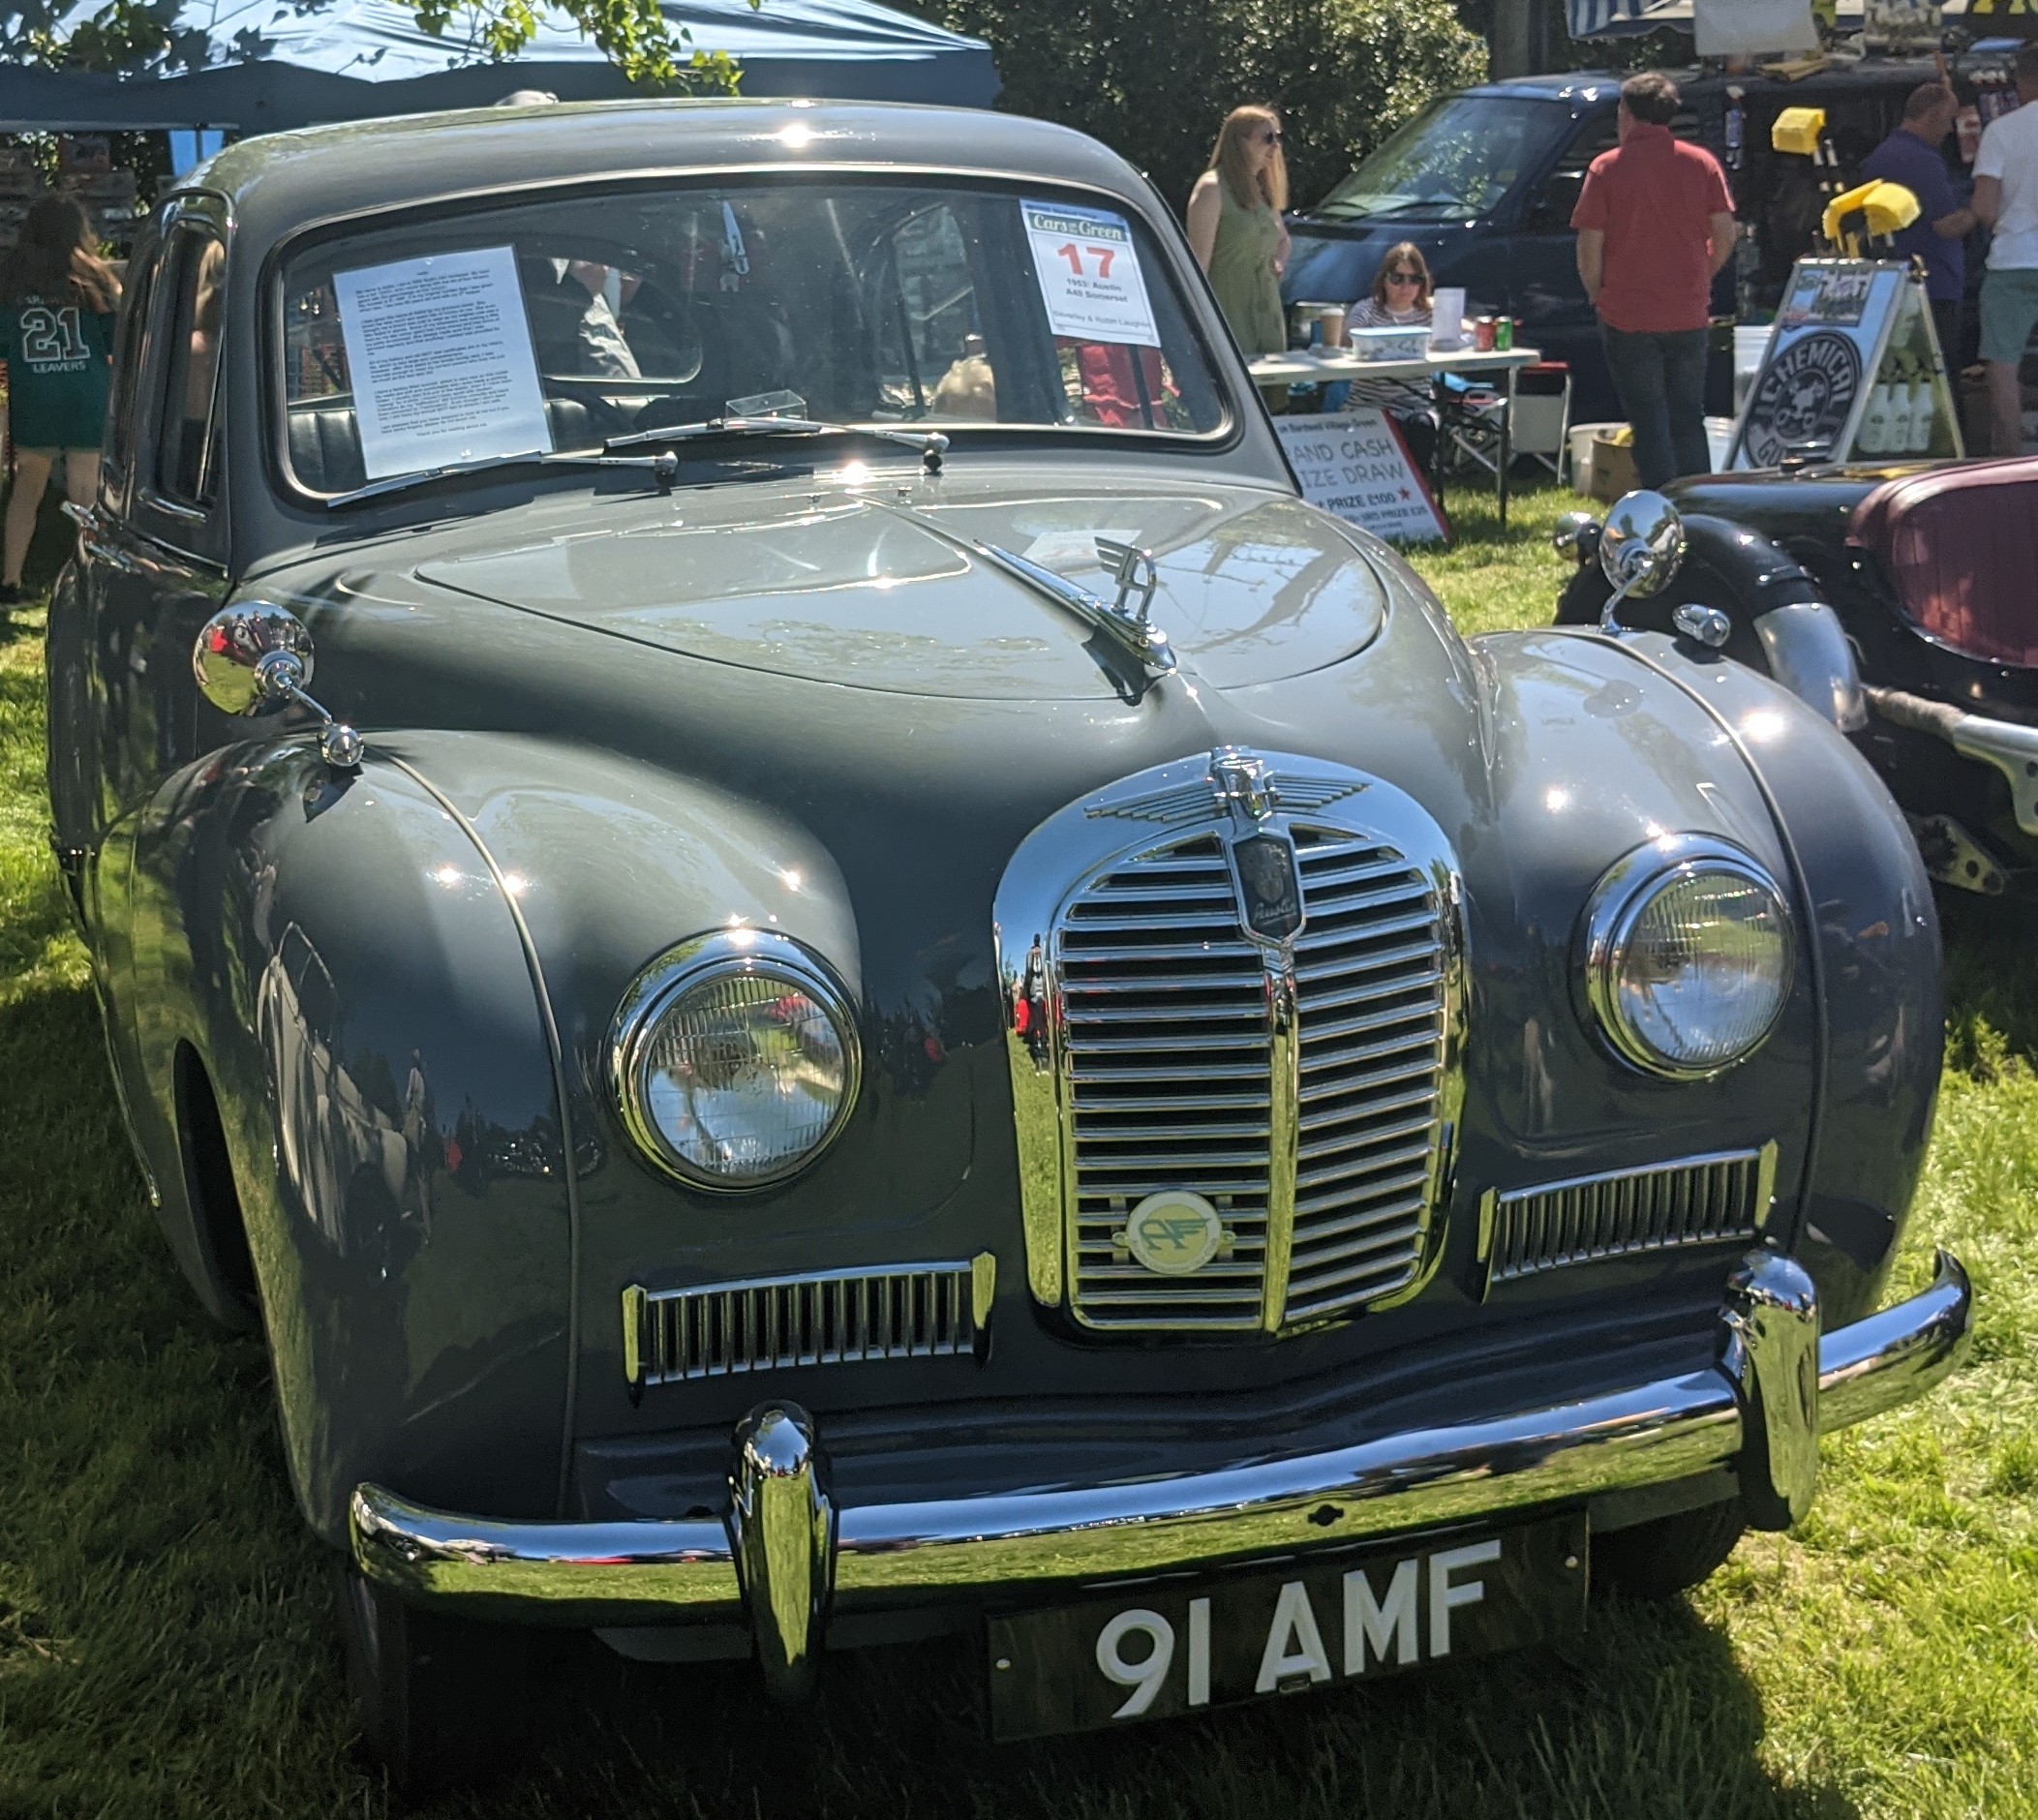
[1849,457,2038,667]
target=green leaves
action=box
[395,0,755,92]
[902,0,1486,212]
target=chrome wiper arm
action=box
[604,417,949,470]
[323,448,670,508]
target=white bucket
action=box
[1734,323,1772,412]
[1705,415,1735,471]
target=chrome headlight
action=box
[611,931,861,1190]
[1581,837,1794,1078]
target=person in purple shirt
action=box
[1862,83,1978,368]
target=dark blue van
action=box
[1283,60,1967,423]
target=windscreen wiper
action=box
[323,447,681,508]
[605,416,950,472]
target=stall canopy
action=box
[0,0,998,131]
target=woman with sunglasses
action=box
[1186,106,1291,371]
[1340,242,1444,472]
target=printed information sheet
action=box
[1021,199,1159,347]
[1274,410,1446,543]
[333,246,551,479]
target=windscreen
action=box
[278,179,1231,496]
[1309,98,1571,224]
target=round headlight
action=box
[1582,838,1794,1078]
[612,931,861,1190]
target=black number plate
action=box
[987,1510,1588,1741]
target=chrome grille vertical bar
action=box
[1262,956,1299,1331]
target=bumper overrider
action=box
[350,1249,1970,1699]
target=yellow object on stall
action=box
[1822,179,1921,248]
[1772,107,1827,155]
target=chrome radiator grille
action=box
[1482,1149,1770,1290]
[1029,759,1457,1334]
[623,1259,989,1387]
[1286,830,1450,1321]
[1059,835,1273,1328]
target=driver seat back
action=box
[1848,456,2038,666]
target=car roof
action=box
[1467,57,1950,110]
[178,98,1150,250]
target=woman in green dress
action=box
[1186,106,1291,360]
[0,195,120,609]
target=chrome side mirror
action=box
[1551,510,1601,565]
[193,602,364,770]
[1597,490,1686,631]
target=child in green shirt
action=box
[0,194,120,611]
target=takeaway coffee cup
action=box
[1319,307,1347,349]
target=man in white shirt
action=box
[1974,46,2038,455]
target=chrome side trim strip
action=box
[351,1250,1971,1631]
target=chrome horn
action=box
[192,602,364,771]
[1596,490,1686,632]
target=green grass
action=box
[2,486,2035,1817]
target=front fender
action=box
[1583,630,1942,1324]
[128,739,573,1545]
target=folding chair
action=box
[1443,361,1572,485]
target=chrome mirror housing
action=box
[192,602,364,770]
[1551,510,1601,565]
[1597,491,1686,632]
[193,601,316,716]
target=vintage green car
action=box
[46,99,1970,1781]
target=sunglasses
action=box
[1259,128,1283,144]
[1385,270,1422,284]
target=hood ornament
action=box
[975,537,1177,680]
[1211,747,1276,821]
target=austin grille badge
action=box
[1232,832,1304,944]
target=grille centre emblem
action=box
[1232,832,1304,944]
[1125,1190,1226,1276]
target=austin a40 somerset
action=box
[44,98,1969,1780]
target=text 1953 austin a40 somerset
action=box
[46,98,1971,1780]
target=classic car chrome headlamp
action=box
[611,930,861,1190]
[1581,836,1794,1079]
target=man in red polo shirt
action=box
[1571,71,1737,488]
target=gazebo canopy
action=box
[0,0,998,131]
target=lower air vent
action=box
[1480,1148,1773,1292]
[623,1256,993,1388]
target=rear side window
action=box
[154,224,226,509]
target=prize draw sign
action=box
[334,245,552,480]
[1276,410,1447,544]
[1022,200,1159,346]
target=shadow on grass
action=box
[406,1592,1861,1820]
[1939,896,2038,1078]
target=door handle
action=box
[65,503,137,572]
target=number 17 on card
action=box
[1055,242,1116,279]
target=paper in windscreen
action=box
[333,246,551,480]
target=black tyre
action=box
[334,1559,542,1795]
[1591,1500,1747,1602]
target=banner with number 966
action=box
[1021,198,1160,348]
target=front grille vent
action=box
[1482,1149,1769,1290]
[1054,824,1448,1331]
[624,1258,989,1388]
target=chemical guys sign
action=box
[1275,410,1448,544]
[1022,199,1159,345]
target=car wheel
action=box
[333,1559,541,1794]
[1591,1500,1747,1601]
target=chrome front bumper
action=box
[351,1249,1970,1697]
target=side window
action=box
[153,225,227,510]
[99,246,157,510]
[1535,112,1618,225]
